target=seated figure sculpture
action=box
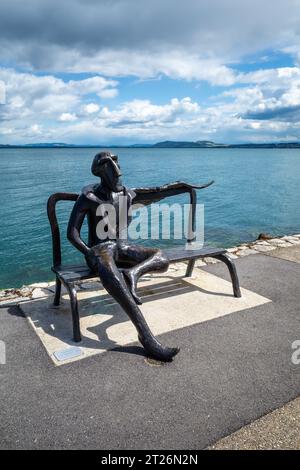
[67,152,213,361]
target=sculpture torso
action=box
[80,183,136,246]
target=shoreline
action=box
[1,232,299,307]
[2,143,300,149]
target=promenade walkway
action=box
[0,246,299,449]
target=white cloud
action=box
[226,67,300,121]
[96,97,200,127]
[68,76,118,96]
[1,64,300,144]
[98,88,118,99]
[0,126,13,135]
[50,49,237,85]
[239,67,300,86]
[83,103,100,114]
[29,124,42,135]
[59,112,77,122]
[0,80,5,104]
[0,68,118,122]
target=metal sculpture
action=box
[67,151,213,361]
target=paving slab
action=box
[266,245,300,263]
[0,254,300,449]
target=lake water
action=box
[0,147,300,289]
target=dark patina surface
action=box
[48,151,240,361]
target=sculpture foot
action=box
[138,334,180,362]
[121,268,143,305]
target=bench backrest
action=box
[47,190,197,268]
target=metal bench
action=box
[47,192,241,342]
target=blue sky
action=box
[1,0,300,144]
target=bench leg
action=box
[185,259,196,277]
[65,282,82,342]
[53,276,62,306]
[213,253,242,298]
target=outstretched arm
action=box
[67,196,91,256]
[132,180,214,205]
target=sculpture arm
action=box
[132,180,214,205]
[67,196,91,256]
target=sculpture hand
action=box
[164,180,214,191]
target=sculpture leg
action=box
[65,282,81,342]
[93,243,179,361]
[53,276,61,306]
[213,253,242,298]
[117,243,169,304]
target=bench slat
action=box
[52,246,226,283]
[164,246,225,262]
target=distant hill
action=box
[152,140,300,148]
[152,140,228,148]
[227,142,300,148]
[1,140,300,149]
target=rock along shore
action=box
[1,233,300,307]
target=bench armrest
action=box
[47,193,79,267]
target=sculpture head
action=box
[91,151,123,192]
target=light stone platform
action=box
[19,267,271,366]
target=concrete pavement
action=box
[1,250,300,449]
[208,244,300,450]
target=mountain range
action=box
[1,140,300,149]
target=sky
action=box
[1,0,300,144]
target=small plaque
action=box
[53,346,83,362]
